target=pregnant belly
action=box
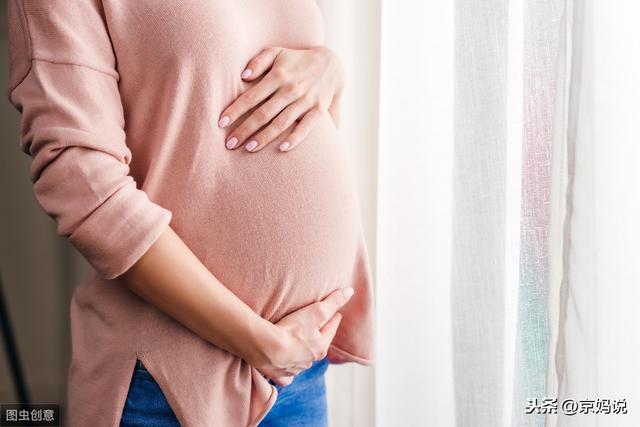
[169,112,363,322]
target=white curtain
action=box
[321,0,640,426]
[546,1,640,426]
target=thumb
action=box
[319,312,343,348]
[272,375,294,387]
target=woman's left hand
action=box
[217,46,344,153]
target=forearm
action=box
[121,225,277,365]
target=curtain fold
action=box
[547,1,640,426]
[374,0,558,425]
[514,0,564,426]
[451,0,513,424]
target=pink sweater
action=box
[6,0,375,426]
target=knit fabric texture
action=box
[6,1,375,426]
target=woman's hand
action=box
[217,45,345,153]
[248,287,354,386]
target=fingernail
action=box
[241,69,253,79]
[343,287,354,299]
[218,116,230,128]
[279,141,290,152]
[245,140,258,151]
[226,137,238,149]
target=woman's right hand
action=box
[121,226,354,388]
[249,287,354,386]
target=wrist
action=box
[311,45,345,90]
[242,315,284,367]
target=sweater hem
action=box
[248,383,278,427]
[248,346,372,426]
[328,344,375,366]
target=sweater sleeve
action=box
[6,0,173,280]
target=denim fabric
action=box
[260,357,329,427]
[119,359,180,427]
[119,357,329,427]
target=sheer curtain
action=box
[321,0,639,425]
[546,1,640,426]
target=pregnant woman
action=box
[7,1,374,426]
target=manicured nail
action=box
[218,116,230,128]
[226,137,238,149]
[343,287,354,299]
[245,140,258,151]
[241,69,253,79]
[278,141,291,152]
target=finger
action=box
[233,91,306,152]
[258,362,311,386]
[272,375,294,387]
[240,47,283,81]
[319,312,343,352]
[218,73,280,132]
[278,107,323,152]
[248,99,311,152]
[305,287,354,327]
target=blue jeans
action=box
[119,357,330,427]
